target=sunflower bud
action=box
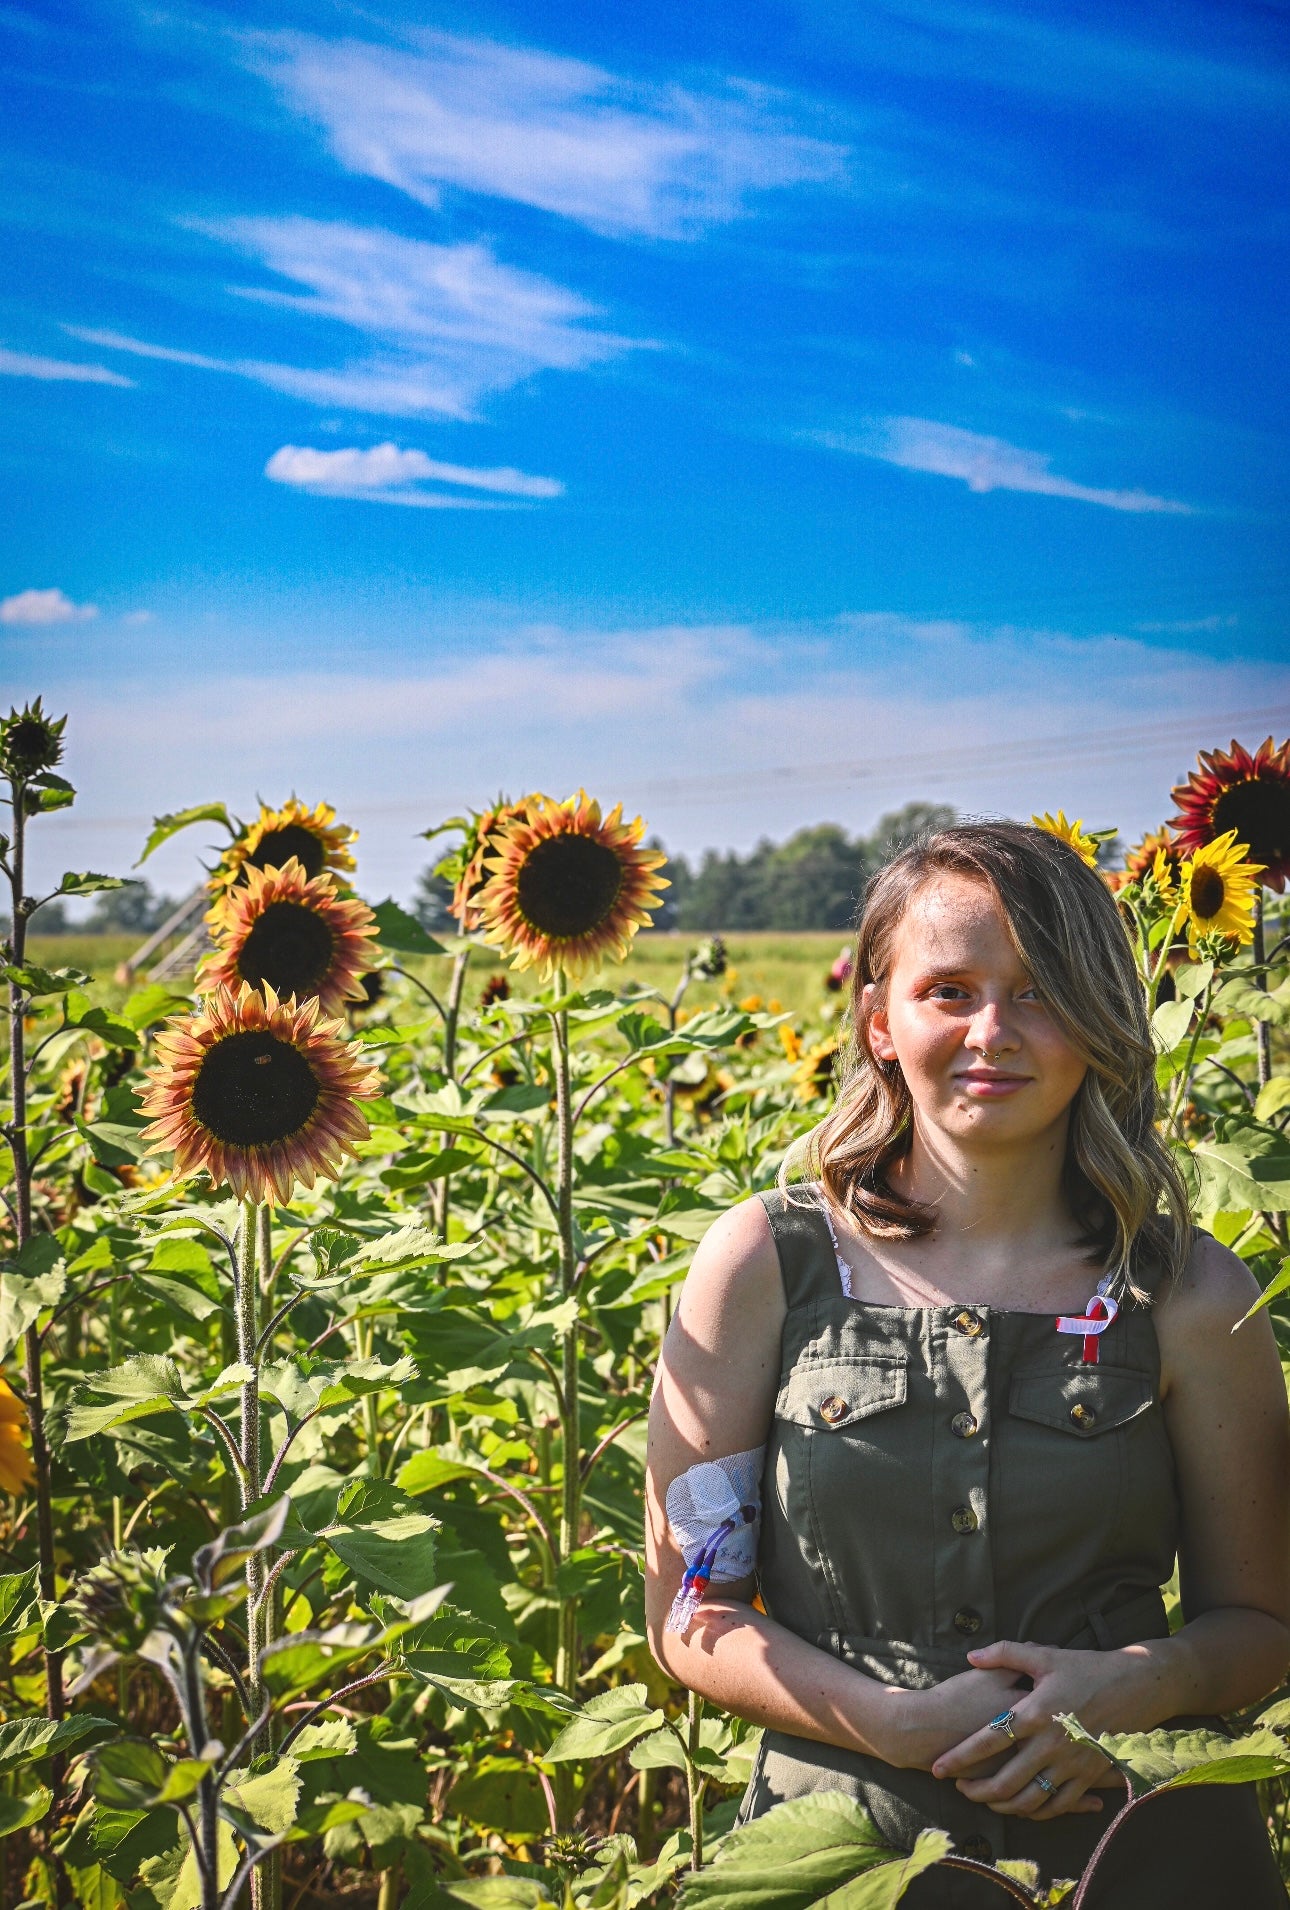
[0,700,66,781]
[70,1548,171,1654]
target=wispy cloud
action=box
[69,220,638,419]
[253,29,847,242]
[264,441,563,508]
[1,587,98,625]
[0,345,133,387]
[815,417,1194,514]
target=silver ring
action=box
[1034,1774,1055,1796]
[987,1709,1017,1741]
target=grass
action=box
[27,929,852,1028]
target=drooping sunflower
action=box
[139,982,379,1204]
[1032,811,1099,869]
[1170,736,1290,891]
[448,796,545,931]
[1174,830,1264,955]
[0,1377,34,1497]
[476,791,669,981]
[198,859,378,1016]
[208,799,358,919]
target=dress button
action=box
[1070,1402,1096,1428]
[958,1834,993,1863]
[819,1395,848,1424]
[952,1309,984,1338]
[950,1411,978,1439]
[953,1607,983,1636]
[951,1505,979,1534]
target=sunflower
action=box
[1173,830,1264,954]
[0,1378,34,1497]
[0,698,66,781]
[199,859,378,1016]
[208,799,358,918]
[139,982,379,1204]
[793,1036,839,1103]
[1032,811,1099,870]
[449,797,545,931]
[476,791,669,981]
[1170,736,1290,891]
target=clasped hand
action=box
[922,1640,1128,1820]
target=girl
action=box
[645,823,1290,1905]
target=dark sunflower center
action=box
[191,1031,320,1146]
[1190,865,1226,920]
[244,824,327,879]
[515,835,624,939]
[1212,777,1290,869]
[236,901,336,997]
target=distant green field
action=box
[26,928,852,1026]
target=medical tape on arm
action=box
[664,1446,764,1637]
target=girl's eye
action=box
[928,983,968,1000]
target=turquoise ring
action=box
[987,1709,1017,1740]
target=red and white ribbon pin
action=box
[1055,1281,1119,1365]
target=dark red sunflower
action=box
[1170,736,1290,891]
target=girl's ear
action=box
[862,982,897,1061]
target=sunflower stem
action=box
[435,947,471,1239]
[1253,892,1272,1088]
[3,761,67,1889]
[235,1199,269,1794]
[551,972,580,1823]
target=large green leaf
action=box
[543,1684,664,1763]
[1058,1715,1290,1793]
[372,900,447,957]
[1190,1124,1290,1218]
[222,1757,302,1835]
[677,1794,905,1910]
[137,803,233,865]
[0,1713,114,1771]
[0,1787,52,1837]
[320,1480,438,1600]
[0,1241,67,1362]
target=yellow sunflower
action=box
[198,858,378,1017]
[208,799,358,920]
[1032,811,1099,869]
[450,797,546,932]
[139,982,379,1204]
[476,791,669,981]
[0,1377,34,1497]
[1174,829,1264,954]
[793,1035,839,1103]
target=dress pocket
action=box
[775,1355,908,1431]
[1008,1364,1154,1438]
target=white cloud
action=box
[68,222,638,420]
[816,417,1194,514]
[121,610,154,625]
[265,441,563,507]
[254,29,847,241]
[1,588,98,626]
[0,345,133,387]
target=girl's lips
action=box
[955,1071,1030,1097]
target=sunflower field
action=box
[1,700,1289,1910]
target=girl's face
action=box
[863,873,1088,1149]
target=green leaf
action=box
[1190,1125,1290,1218]
[446,1878,556,1910]
[222,1757,301,1834]
[137,803,233,866]
[119,984,192,1031]
[1255,1077,1290,1122]
[1,962,90,997]
[628,1725,688,1774]
[88,1740,170,1810]
[372,901,446,957]
[64,996,141,1051]
[677,1793,905,1910]
[63,1357,187,1443]
[543,1684,665,1763]
[1151,998,1194,1052]
[0,1714,114,1770]
[0,1787,51,1837]
[1173,960,1215,1002]
[285,1719,357,1762]
[1237,1256,1290,1325]
[193,1500,289,1592]
[258,1628,377,1702]
[75,1118,146,1163]
[1057,1715,1290,1794]
[54,873,127,899]
[0,1568,39,1639]
[322,1481,438,1600]
[0,1252,67,1363]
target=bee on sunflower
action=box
[207,798,358,922]
[198,858,378,1016]
[477,791,669,981]
[139,982,379,1204]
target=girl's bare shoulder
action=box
[672,1195,786,1348]
[1154,1231,1273,1386]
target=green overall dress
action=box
[739,1190,1286,1905]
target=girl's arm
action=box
[645,1197,1057,1781]
[933,1234,1290,1820]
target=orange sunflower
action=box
[198,858,378,1016]
[139,982,379,1204]
[476,791,669,981]
[1170,736,1290,891]
[208,799,358,920]
[0,1377,34,1497]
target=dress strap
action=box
[757,1188,850,1309]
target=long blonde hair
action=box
[782,821,1191,1299]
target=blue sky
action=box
[2,0,1288,903]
